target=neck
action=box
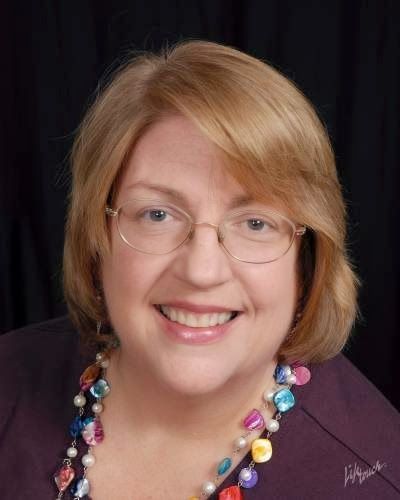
[103,347,278,444]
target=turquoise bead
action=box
[273,388,295,413]
[89,378,110,398]
[217,457,232,475]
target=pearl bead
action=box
[234,436,247,449]
[82,453,96,467]
[100,359,110,368]
[73,394,86,407]
[92,402,103,414]
[286,373,297,385]
[239,468,252,481]
[201,481,216,495]
[66,446,78,458]
[266,418,280,432]
[96,352,105,362]
[263,389,276,402]
[282,365,292,377]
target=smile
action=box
[156,305,239,328]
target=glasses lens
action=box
[222,210,295,263]
[117,199,191,254]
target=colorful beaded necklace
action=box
[54,340,311,499]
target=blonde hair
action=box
[64,40,359,363]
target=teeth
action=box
[159,306,234,327]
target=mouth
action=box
[154,305,240,328]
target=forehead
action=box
[118,115,252,205]
[115,114,291,217]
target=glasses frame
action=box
[105,198,307,264]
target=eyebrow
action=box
[124,181,254,210]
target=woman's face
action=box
[101,114,301,395]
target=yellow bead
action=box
[251,438,272,463]
[188,497,200,500]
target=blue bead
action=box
[70,477,90,497]
[273,388,295,413]
[274,364,286,384]
[69,416,84,438]
[217,457,232,475]
[89,378,110,398]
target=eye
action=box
[120,200,190,237]
[134,207,174,223]
[246,218,269,231]
[227,212,279,240]
[145,209,168,222]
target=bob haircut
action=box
[64,40,359,364]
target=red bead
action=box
[219,485,244,500]
[54,464,75,492]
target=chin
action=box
[154,354,237,397]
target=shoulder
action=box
[0,315,79,352]
[0,316,88,395]
[297,353,400,496]
[304,353,399,429]
[220,353,400,499]
[0,315,89,418]
[0,314,92,394]
[0,317,93,497]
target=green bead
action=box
[217,457,232,475]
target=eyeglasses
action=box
[105,198,306,264]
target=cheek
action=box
[101,227,175,316]
[101,231,156,310]
[242,254,299,315]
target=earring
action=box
[286,310,302,341]
[95,293,121,348]
[96,317,121,349]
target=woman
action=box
[1,41,399,499]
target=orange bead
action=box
[79,363,101,391]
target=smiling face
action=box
[101,114,301,395]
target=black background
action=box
[1,1,399,410]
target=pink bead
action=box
[82,417,104,446]
[243,409,265,430]
[294,366,311,385]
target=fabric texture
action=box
[0,316,399,499]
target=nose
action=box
[171,222,233,289]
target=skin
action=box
[94,114,302,497]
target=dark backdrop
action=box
[1,1,399,410]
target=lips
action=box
[153,304,241,345]
[156,305,238,328]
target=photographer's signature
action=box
[344,459,387,487]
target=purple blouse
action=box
[0,316,399,499]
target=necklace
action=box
[53,345,311,499]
